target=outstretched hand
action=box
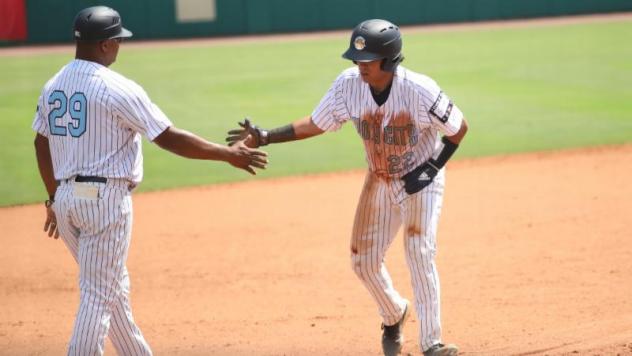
[226,118,267,148]
[226,138,268,175]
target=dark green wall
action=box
[25,0,249,42]
[24,0,632,43]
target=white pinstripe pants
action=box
[54,180,152,356]
[351,171,445,351]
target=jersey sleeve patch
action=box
[429,91,453,124]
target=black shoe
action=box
[381,301,410,356]
[423,343,459,356]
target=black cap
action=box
[73,6,133,41]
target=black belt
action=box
[74,175,107,183]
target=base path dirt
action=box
[1,145,631,355]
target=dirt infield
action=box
[1,145,631,355]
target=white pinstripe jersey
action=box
[32,59,172,183]
[312,66,464,178]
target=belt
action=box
[58,175,136,192]
[62,176,108,183]
[73,175,107,183]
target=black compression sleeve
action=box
[429,136,459,169]
[268,124,297,144]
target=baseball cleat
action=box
[381,300,411,356]
[423,343,459,356]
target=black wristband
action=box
[268,124,296,144]
[430,136,459,169]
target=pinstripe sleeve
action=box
[311,75,350,132]
[31,94,49,137]
[418,78,463,136]
[111,80,173,141]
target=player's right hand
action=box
[44,203,60,239]
[226,139,268,175]
[226,118,267,148]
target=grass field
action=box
[1,18,631,207]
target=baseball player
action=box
[226,19,467,356]
[33,6,267,355]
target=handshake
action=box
[222,118,270,176]
[226,118,269,148]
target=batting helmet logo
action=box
[354,36,366,50]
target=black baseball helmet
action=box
[342,19,404,72]
[73,6,133,41]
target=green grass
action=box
[1,19,631,206]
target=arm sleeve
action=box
[311,76,350,132]
[419,78,463,136]
[31,94,49,137]
[110,81,173,141]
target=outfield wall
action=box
[11,0,632,43]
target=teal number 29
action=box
[48,90,87,137]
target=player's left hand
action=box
[401,161,439,195]
[44,202,60,239]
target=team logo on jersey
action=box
[354,36,366,50]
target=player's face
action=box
[356,60,393,89]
